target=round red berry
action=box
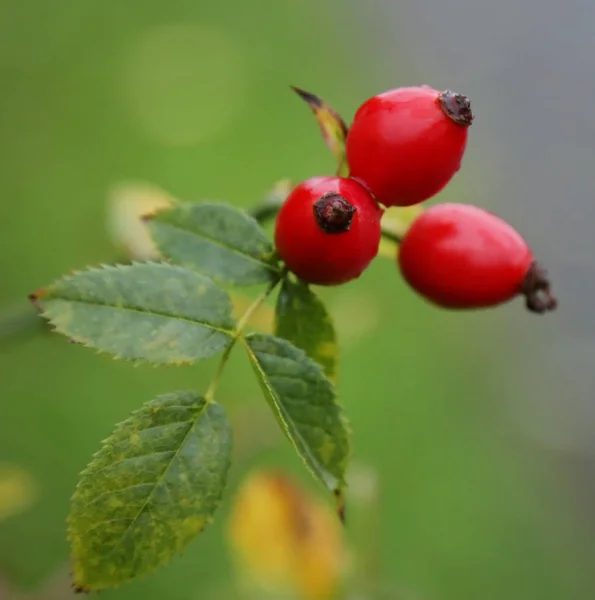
[274,176,382,286]
[346,86,473,207]
[397,203,557,313]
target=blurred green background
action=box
[1,2,594,599]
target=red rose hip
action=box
[274,176,382,286]
[346,86,473,207]
[397,203,557,313]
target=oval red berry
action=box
[274,176,382,286]
[346,86,472,207]
[398,203,534,309]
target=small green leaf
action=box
[291,86,349,177]
[244,333,350,494]
[31,262,234,364]
[275,278,338,380]
[146,201,280,285]
[68,391,233,591]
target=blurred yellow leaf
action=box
[266,178,294,205]
[106,181,177,260]
[251,179,294,224]
[230,288,382,351]
[330,290,382,348]
[378,205,424,259]
[0,463,38,522]
[227,470,349,600]
[231,293,275,333]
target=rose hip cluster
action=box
[275,85,557,314]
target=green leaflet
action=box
[146,201,280,285]
[244,333,350,494]
[275,278,338,380]
[33,262,234,365]
[68,391,232,591]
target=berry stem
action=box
[378,228,403,245]
[437,90,474,126]
[205,271,285,402]
[520,261,558,314]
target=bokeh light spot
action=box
[121,23,245,146]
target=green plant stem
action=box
[1,201,399,349]
[380,228,403,245]
[205,274,284,402]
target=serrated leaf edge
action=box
[242,334,351,493]
[67,393,232,591]
[274,279,339,381]
[30,261,235,366]
[145,201,282,277]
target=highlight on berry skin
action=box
[345,85,473,208]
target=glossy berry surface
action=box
[346,86,473,207]
[274,176,382,286]
[398,203,556,312]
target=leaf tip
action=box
[71,579,91,594]
[28,289,46,311]
[334,488,346,526]
[290,85,323,109]
[140,208,162,222]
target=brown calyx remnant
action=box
[520,261,558,314]
[313,192,356,234]
[438,90,474,126]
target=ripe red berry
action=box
[397,203,557,313]
[346,86,473,207]
[274,176,382,286]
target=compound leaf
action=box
[275,278,338,380]
[146,202,280,285]
[244,333,350,495]
[291,86,349,177]
[68,391,232,591]
[31,262,234,365]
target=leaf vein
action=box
[98,402,209,559]
[49,298,233,334]
[155,221,279,272]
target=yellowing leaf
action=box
[227,470,348,600]
[275,278,338,381]
[251,179,295,224]
[330,290,382,348]
[244,334,350,497]
[382,205,424,236]
[107,181,177,260]
[68,392,233,591]
[32,263,235,365]
[231,293,275,333]
[265,178,294,205]
[0,464,38,521]
[291,86,349,177]
[378,205,425,258]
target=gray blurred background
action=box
[351,0,595,491]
